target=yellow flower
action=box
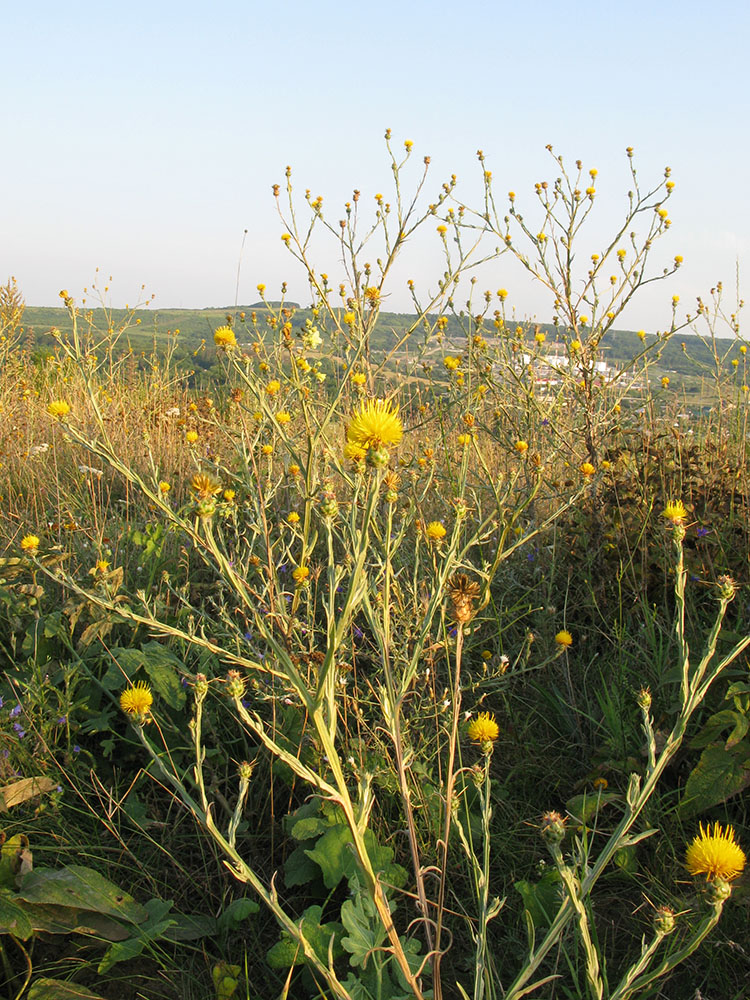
[685,822,746,881]
[120,682,153,719]
[443,355,461,371]
[425,521,447,542]
[351,372,367,386]
[580,462,596,477]
[276,411,292,424]
[261,443,274,455]
[158,481,171,494]
[186,430,199,444]
[497,288,508,301]
[663,500,687,525]
[364,286,380,307]
[344,441,367,461]
[288,464,301,477]
[661,376,670,388]
[346,399,403,451]
[457,433,472,446]
[223,489,236,502]
[515,440,529,454]
[213,326,236,349]
[287,512,300,525]
[555,630,573,648]
[343,311,356,326]
[535,331,546,345]
[467,712,500,744]
[437,224,447,235]
[191,473,222,500]
[292,565,310,585]
[266,380,281,396]
[570,339,581,352]
[47,400,71,419]
[20,534,40,554]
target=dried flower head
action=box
[447,573,481,623]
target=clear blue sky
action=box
[3,0,748,332]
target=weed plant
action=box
[1,141,749,1000]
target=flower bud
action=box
[226,670,245,700]
[540,810,567,846]
[653,906,676,935]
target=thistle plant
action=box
[17,139,749,1000]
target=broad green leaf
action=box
[690,709,749,750]
[290,815,330,841]
[16,866,149,924]
[284,844,321,888]
[105,643,186,709]
[217,897,259,931]
[514,871,563,931]
[340,894,386,968]
[614,844,639,874]
[266,904,344,969]
[0,892,34,939]
[28,979,107,1000]
[97,898,176,973]
[13,901,129,940]
[305,823,406,891]
[681,744,750,816]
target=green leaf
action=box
[217,897,259,931]
[290,815,330,841]
[28,979,108,1000]
[13,900,130,940]
[15,866,150,924]
[97,898,176,973]
[681,744,750,816]
[0,892,34,939]
[690,709,749,750]
[305,823,406,891]
[340,895,387,968]
[284,844,322,888]
[266,904,344,969]
[514,871,563,931]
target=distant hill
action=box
[15,304,744,381]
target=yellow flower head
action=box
[287,512,300,525]
[425,521,447,542]
[223,489,236,502]
[364,286,381,307]
[685,822,746,881]
[213,326,237,349]
[663,500,687,525]
[20,534,40,554]
[191,473,222,500]
[288,464,301,477]
[186,430,199,444]
[292,565,310,585]
[276,411,292,424]
[515,440,529,455]
[47,400,71,419]
[351,372,367,386]
[443,355,461,371]
[266,380,281,396]
[120,682,153,719]
[555,630,573,648]
[158,481,171,494]
[467,712,500,744]
[580,462,596,477]
[346,399,403,451]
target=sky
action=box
[3,0,749,333]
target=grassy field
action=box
[1,147,750,1000]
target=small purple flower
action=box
[0,695,4,709]
[244,630,253,642]
[10,704,22,719]
[72,745,80,754]
[13,723,25,738]
[57,716,67,725]
[696,526,710,538]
